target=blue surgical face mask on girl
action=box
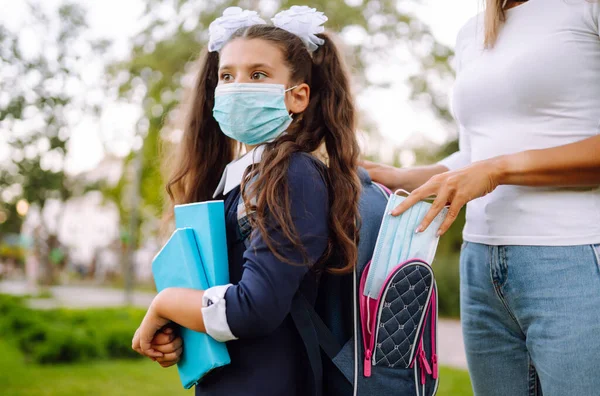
[213,83,297,146]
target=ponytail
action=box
[307,33,361,274]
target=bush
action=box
[0,294,146,364]
[29,326,104,364]
[432,253,461,319]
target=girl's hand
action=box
[132,303,170,359]
[152,326,183,368]
[392,160,501,236]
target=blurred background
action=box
[0,0,479,394]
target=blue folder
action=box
[152,227,230,389]
[174,201,230,286]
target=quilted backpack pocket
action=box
[374,263,433,368]
[360,259,438,395]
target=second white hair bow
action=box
[271,6,328,53]
[208,6,328,53]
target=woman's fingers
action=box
[391,182,436,216]
[416,188,451,233]
[359,160,379,170]
[436,198,465,236]
[362,161,403,190]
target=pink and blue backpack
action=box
[238,166,439,395]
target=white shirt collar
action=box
[213,146,265,198]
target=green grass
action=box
[0,338,190,396]
[439,366,474,395]
[0,337,472,395]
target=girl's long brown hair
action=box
[166,25,360,274]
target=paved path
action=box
[0,280,468,369]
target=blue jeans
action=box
[460,242,600,396]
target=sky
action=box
[0,0,481,173]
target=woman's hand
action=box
[392,160,501,236]
[361,160,449,193]
[132,301,171,359]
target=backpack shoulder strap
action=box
[290,293,343,396]
[292,293,343,360]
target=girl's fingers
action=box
[141,335,164,358]
[159,359,179,368]
[152,330,175,346]
[163,327,174,335]
[152,337,183,354]
[156,347,183,365]
[140,325,165,358]
[131,328,143,355]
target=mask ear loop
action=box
[394,188,439,203]
[285,85,299,119]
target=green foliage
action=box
[0,294,145,364]
[0,3,91,213]
[0,2,110,283]
[432,207,465,318]
[433,253,461,319]
[0,243,25,265]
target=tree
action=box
[0,2,109,284]
[111,0,456,234]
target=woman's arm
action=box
[362,161,448,192]
[494,135,600,187]
[364,122,471,192]
[394,135,600,236]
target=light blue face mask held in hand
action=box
[363,190,448,298]
[213,83,296,146]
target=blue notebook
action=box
[174,201,230,287]
[152,228,230,389]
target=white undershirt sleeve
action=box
[202,284,238,342]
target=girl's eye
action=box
[251,72,267,80]
[221,73,233,82]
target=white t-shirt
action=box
[440,0,600,246]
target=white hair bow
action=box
[208,7,266,52]
[271,6,328,53]
[208,6,328,53]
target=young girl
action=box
[132,6,361,395]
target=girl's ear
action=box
[286,83,310,115]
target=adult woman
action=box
[365,0,600,395]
